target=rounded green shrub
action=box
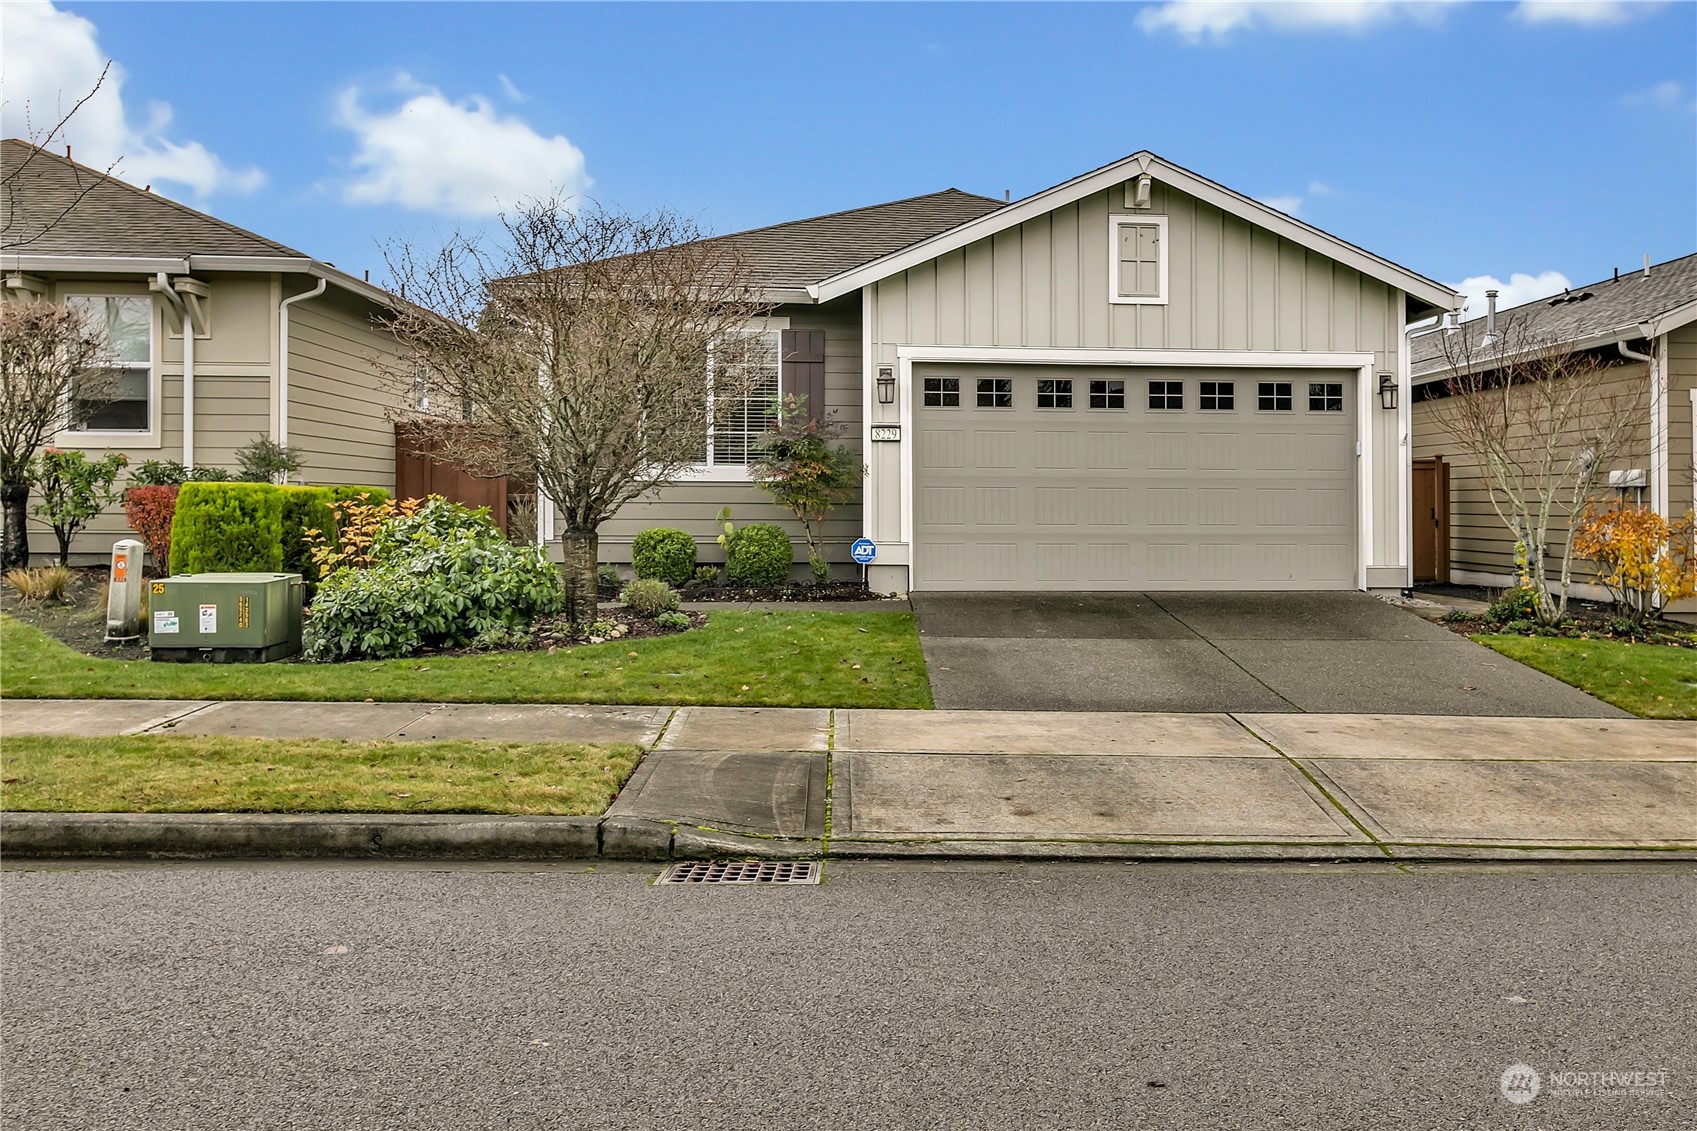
[278,486,334,582]
[620,577,680,618]
[168,482,285,575]
[631,528,698,587]
[1485,586,1541,626]
[726,523,793,586]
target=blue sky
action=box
[4,0,1694,316]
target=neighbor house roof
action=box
[1411,251,1697,381]
[0,138,404,311]
[1,139,302,258]
[806,151,1461,315]
[703,188,1007,298]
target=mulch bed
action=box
[677,580,892,603]
[2,566,142,659]
[1434,610,1697,648]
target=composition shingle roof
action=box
[1,138,302,259]
[1411,251,1697,377]
[701,188,1007,290]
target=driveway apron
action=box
[910,592,1626,716]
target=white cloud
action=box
[1622,79,1695,111]
[497,73,527,104]
[1450,271,1572,321]
[334,75,589,216]
[0,0,263,196]
[1136,1,1455,43]
[1307,180,1337,196]
[1512,1,1666,26]
[1259,194,1305,216]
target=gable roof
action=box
[1,139,302,258]
[702,188,1006,297]
[1410,251,1697,381]
[806,150,1460,314]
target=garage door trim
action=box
[894,346,1379,590]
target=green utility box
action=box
[148,573,304,663]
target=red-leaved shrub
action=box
[123,485,179,569]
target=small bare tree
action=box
[1431,318,1642,624]
[0,301,118,569]
[2,63,117,250]
[384,200,771,624]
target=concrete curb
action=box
[4,813,1691,864]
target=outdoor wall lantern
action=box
[1377,374,1398,410]
[876,367,896,405]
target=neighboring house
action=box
[577,151,1458,595]
[1409,252,1697,607]
[1,139,407,565]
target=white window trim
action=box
[56,289,163,448]
[1108,214,1170,306]
[689,321,785,478]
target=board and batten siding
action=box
[1409,362,1652,585]
[285,289,403,490]
[575,296,864,571]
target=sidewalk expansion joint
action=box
[1232,717,1394,859]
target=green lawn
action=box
[0,735,640,814]
[0,609,933,709]
[1476,634,1697,719]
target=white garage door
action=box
[912,364,1358,591]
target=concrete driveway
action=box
[910,592,1627,716]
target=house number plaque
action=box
[871,425,901,442]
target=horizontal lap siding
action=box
[867,180,1404,566]
[1410,364,1651,584]
[286,294,403,490]
[1668,324,1697,520]
[587,297,865,564]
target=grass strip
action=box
[0,735,643,815]
[1,610,934,710]
[1474,634,1697,719]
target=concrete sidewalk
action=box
[2,700,1693,862]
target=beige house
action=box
[1,139,406,564]
[1409,252,1697,606]
[578,151,1459,595]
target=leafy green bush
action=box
[692,564,720,585]
[620,577,680,617]
[631,528,697,587]
[302,498,564,661]
[129,460,233,486]
[654,610,690,630]
[1484,587,1541,627]
[168,483,285,574]
[278,486,334,582]
[235,437,304,483]
[29,448,128,564]
[725,522,792,586]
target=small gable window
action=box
[1110,215,1168,305]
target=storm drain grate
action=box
[657,860,821,885]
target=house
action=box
[577,151,1460,595]
[1,139,407,565]
[1408,252,1697,604]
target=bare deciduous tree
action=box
[384,200,772,624]
[1430,318,1643,624]
[1,63,117,250]
[0,301,118,569]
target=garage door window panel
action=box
[1200,381,1235,411]
[1308,382,1345,412]
[976,378,1013,408]
[1036,379,1073,409]
[923,377,961,408]
[1257,381,1293,412]
[1148,380,1183,411]
[1089,380,1125,410]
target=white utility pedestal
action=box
[105,538,146,642]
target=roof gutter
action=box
[277,272,329,448]
[1411,320,1668,385]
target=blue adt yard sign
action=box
[850,537,878,565]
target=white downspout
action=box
[277,275,328,448]
[1618,327,1666,518]
[151,273,192,469]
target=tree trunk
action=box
[1,481,30,571]
[560,527,599,627]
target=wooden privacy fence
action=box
[394,423,528,537]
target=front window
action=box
[706,331,779,466]
[68,295,151,431]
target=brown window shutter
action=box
[780,329,826,426]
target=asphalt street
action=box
[2,860,1693,1130]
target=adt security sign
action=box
[850,537,878,565]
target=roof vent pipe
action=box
[1644,253,1651,278]
[1485,289,1498,336]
